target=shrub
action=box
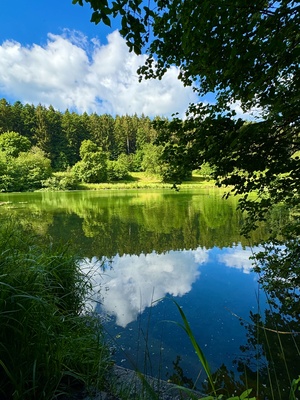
[107,154,130,181]
[140,143,167,177]
[0,131,31,157]
[12,148,52,191]
[42,172,79,191]
[0,147,52,192]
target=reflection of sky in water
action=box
[82,247,207,327]
[218,244,262,274]
[81,243,267,383]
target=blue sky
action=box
[0,1,257,119]
[0,1,114,47]
[0,1,200,117]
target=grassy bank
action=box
[76,171,216,190]
[0,219,111,400]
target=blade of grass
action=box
[171,299,217,396]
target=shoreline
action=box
[82,365,202,400]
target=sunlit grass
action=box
[78,171,216,190]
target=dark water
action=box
[0,189,272,389]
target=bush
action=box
[0,147,52,192]
[197,162,216,180]
[128,151,143,172]
[72,153,108,183]
[0,219,110,399]
[140,143,166,177]
[12,148,52,191]
[107,154,130,181]
[42,172,79,191]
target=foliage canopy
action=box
[73,0,300,234]
[0,131,31,157]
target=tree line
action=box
[0,98,174,191]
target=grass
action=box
[0,218,111,399]
[106,294,300,400]
[170,300,256,400]
[102,296,258,400]
[76,171,216,191]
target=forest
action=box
[0,98,187,192]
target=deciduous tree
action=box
[0,131,31,157]
[72,140,108,183]
[73,0,300,233]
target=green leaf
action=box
[239,389,253,399]
[102,14,111,27]
[290,376,300,400]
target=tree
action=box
[12,147,52,191]
[20,103,37,142]
[0,131,31,157]
[87,113,116,155]
[73,0,299,233]
[72,140,108,183]
[0,146,52,192]
[73,8,300,393]
[0,151,11,192]
[140,143,166,177]
[114,115,138,158]
[0,99,14,133]
[61,110,89,166]
[33,105,66,169]
[79,139,99,158]
[197,162,216,181]
[107,153,130,181]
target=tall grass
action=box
[167,300,256,400]
[0,218,111,399]
[105,297,257,400]
[170,297,300,400]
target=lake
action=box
[0,188,287,393]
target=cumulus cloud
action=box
[218,244,262,274]
[81,248,208,327]
[0,30,198,117]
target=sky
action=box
[0,1,201,118]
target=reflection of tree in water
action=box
[0,190,267,257]
[166,355,195,389]
[202,364,246,398]
[236,310,300,399]
[167,357,247,397]
[201,239,300,399]
[198,309,299,399]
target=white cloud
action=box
[218,244,262,274]
[81,248,208,327]
[0,30,198,117]
[228,99,263,121]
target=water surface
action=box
[0,188,268,386]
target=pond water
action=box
[0,189,270,389]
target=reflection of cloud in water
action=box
[218,244,262,274]
[82,248,208,327]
